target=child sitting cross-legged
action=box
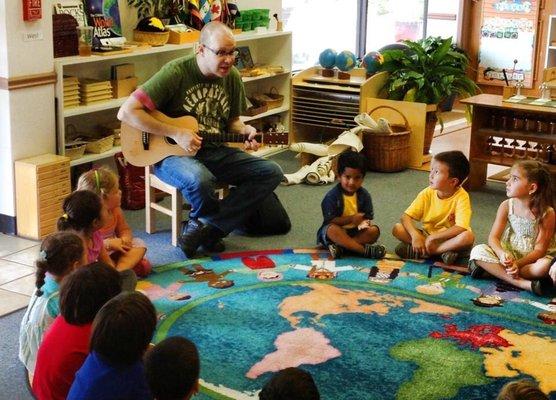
[145,336,200,400]
[19,231,85,377]
[77,167,150,278]
[58,190,136,291]
[67,291,157,400]
[392,150,475,264]
[32,262,122,400]
[469,160,556,296]
[317,151,385,259]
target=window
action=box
[283,0,462,71]
[283,0,359,71]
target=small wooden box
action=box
[111,76,138,98]
[15,154,71,239]
[167,29,200,44]
[111,63,135,80]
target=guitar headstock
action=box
[261,131,289,146]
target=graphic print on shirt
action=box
[182,83,230,135]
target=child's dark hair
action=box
[35,231,83,296]
[514,160,554,220]
[337,151,367,177]
[433,150,470,186]
[90,291,157,366]
[259,367,320,400]
[496,378,548,400]
[59,262,121,325]
[57,190,102,234]
[145,337,200,400]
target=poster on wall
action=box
[477,0,539,88]
[84,0,124,48]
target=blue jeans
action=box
[154,144,283,235]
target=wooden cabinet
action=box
[291,68,387,144]
[54,31,292,166]
[461,94,556,190]
[15,154,71,239]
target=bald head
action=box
[200,21,234,47]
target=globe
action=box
[362,51,384,74]
[335,50,357,72]
[319,48,337,69]
[378,42,410,53]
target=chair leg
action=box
[145,168,156,234]
[171,186,183,247]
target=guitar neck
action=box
[201,132,261,144]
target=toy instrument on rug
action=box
[121,110,288,166]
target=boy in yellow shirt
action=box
[392,150,474,265]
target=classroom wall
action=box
[0,0,56,222]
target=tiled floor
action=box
[0,234,39,316]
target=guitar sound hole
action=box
[165,137,177,146]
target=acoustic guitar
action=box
[120,110,289,167]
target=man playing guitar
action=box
[117,21,284,258]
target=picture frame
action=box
[235,46,254,70]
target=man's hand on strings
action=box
[172,129,203,153]
[243,124,260,151]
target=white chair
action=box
[144,166,228,246]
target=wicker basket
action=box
[362,106,410,172]
[85,134,114,154]
[65,144,86,160]
[133,29,169,46]
[250,87,284,110]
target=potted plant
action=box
[378,36,479,153]
[127,0,184,22]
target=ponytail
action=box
[58,190,102,234]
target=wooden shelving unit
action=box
[54,31,292,165]
[461,94,556,190]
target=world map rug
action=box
[138,249,556,400]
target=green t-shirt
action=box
[140,54,246,136]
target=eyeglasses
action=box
[202,44,239,59]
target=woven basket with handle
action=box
[362,105,410,172]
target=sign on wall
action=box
[477,0,539,88]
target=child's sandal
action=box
[328,243,343,260]
[364,243,386,259]
[468,259,485,279]
[531,277,554,296]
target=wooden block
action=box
[167,28,200,44]
[111,63,135,80]
[80,95,114,105]
[79,78,112,91]
[111,76,138,98]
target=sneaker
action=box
[395,242,420,260]
[178,219,205,258]
[328,243,344,259]
[364,243,386,259]
[441,251,459,265]
[468,259,485,279]
[200,224,226,253]
[531,277,554,296]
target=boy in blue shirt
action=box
[317,151,385,259]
